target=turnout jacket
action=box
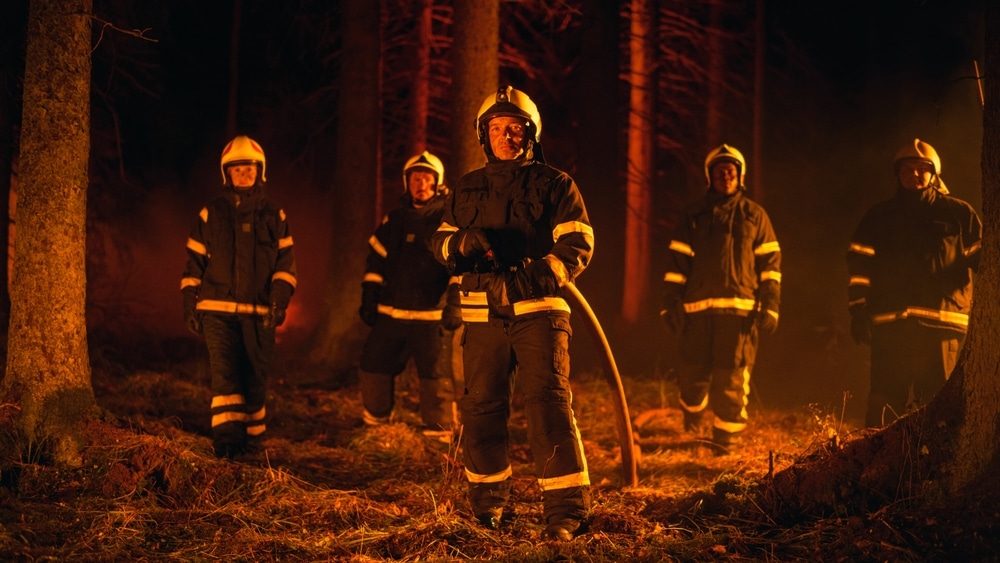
[363,195,452,320]
[431,159,594,321]
[662,190,781,319]
[181,186,298,315]
[847,186,981,333]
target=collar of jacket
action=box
[894,185,938,205]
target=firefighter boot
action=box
[359,370,395,426]
[469,479,511,530]
[541,486,591,541]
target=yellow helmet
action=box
[475,85,542,146]
[893,138,947,192]
[704,144,746,188]
[220,135,266,184]
[402,150,445,192]
[893,138,941,175]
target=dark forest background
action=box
[0,0,985,423]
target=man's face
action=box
[228,164,258,189]
[407,170,437,206]
[897,159,935,191]
[488,116,527,161]
[710,161,739,195]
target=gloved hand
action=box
[660,308,686,334]
[441,283,463,331]
[263,303,286,329]
[360,281,381,327]
[182,287,202,335]
[449,228,491,258]
[850,312,872,345]
[757,310,779,335]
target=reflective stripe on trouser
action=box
[359,318,456,428]
[866,321,961,427]
[202,313,274,449]
[677,314,757,434]
[461,314,590,521]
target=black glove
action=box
[503,259,559,304]
[441,283,463,331]
[182,287,202,335]
[449,228,491,258]
[660,308,686,334]
[263,303,286,329]
[850,311,872,345]
[757,310,779,335]
[360,282,381,327]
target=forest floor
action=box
[0,334,998,562]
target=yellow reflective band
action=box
[440,235,453,260]
[199,207,209,223]
[848,298,867,308]
[273,271,297,288]
[849,242,875,256]
[754,241,781,256]
[683,297,756,313]
[279,209,286,221]
[465,466,513,484]
[714,419,747,433]
[186,237,207,256]
[212,412,247,427]
[369,235,388,258]
[212,394,246,408]
[180,277,201,290]
[197,299,270,315]
[461,308,490,323]
[552,221,594,243]
[437,222,459,233]
[965,241,981,256]
[246,424,266,436]
[760,271,782,283]
[247,407,266,421]
[537,471,591,491]
[376,304,443,321]
[513,297,571,316]
[669,240,694,257]
[278,236,294,249]
[664,272,687,284]
[679,394,709,413]
[363,272,384,284]
[460,292,488,306]
[849,276,870,287]
[871,307,968,327]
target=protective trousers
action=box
[677,314,757,436]
[359,319,456,429]
[202,314,274,453]
[867,321,960,426]
[461,313,590,524]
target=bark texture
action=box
[449,0,497,179]
[3,0,96,466]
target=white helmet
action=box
[402,150,445,192]
[704,144,746,188]
[220,135,266,184]
[475,85,542,146]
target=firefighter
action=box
[847,139,981,427]
[180,135,298,459]
[430,86,593,542]
[661,144,781,451]
[357,150,459,438]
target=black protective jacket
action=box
[847,186,981,332]
[431,158,593,321]
[181,186,297,314]
[662,190,781,319]
[363,195,451,319]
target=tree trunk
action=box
[450,0,497,179]
[751,0,765,203]
[225,0,242,140]
[705,0,724,150]
[621,0,654,325]
[3,0,96,467]
[307,0,381,375]
[408,0,432,157]
[765,0,999,515]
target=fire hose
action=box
[564,282,639,487]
